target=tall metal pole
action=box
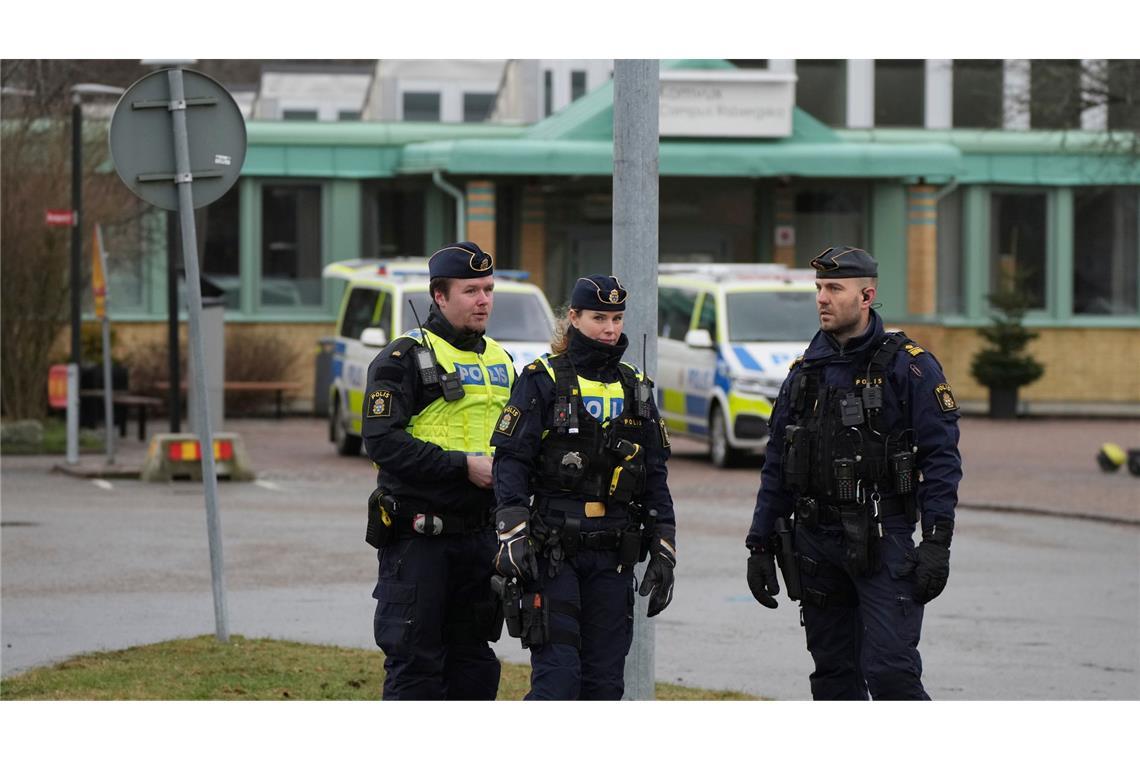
[66,94,83,465]
[613,59,660,701]
[167,68,229,642]
[167,210,181,432]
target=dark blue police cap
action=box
[810,246,878,279]
[571,274,627,312]
[427,241,494,279]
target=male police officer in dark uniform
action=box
[363,241,515,700]
[746,245,962,700]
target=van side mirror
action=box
[360,327,388,348]
[684,328,714,349]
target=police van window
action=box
[340,288,379,339]
[726,291,818,342]
[658,288,697,340]
[401,290,553,342]
[697,293,717,336]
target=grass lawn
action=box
[0,636,758,700]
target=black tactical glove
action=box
[746,541,780,609]
[494,506,538,583]
[639,537,676,617]
[900,520,953,604]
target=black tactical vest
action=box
[535,353,652,502]
[783,332,918,509]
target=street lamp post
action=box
[66,83,125,465]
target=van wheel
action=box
[332,396,362,456]
[709,405,743,469]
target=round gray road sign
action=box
[109,69,246,211]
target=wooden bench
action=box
[156,381,303,418]
[79,390,164,441]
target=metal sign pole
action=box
[66,95,82,466]
[96,225,115,465]
[613,59,661,701]
[166,67,229,643]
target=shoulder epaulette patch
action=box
[658,418,671,448]
[934,383,959,413]
[790,356,804,370]
[904,343,926,357]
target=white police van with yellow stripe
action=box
[657,264,818,467]
[323,258,556,455]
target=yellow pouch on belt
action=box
[585,501,606,517]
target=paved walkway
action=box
[40,414,1140,524]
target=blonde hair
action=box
[549,305,578,354]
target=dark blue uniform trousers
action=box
[526,548,635,700]
[795,517,929,700]
[372,530,501,700]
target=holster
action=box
[491,575,548,649]
[365,488,397,549]
[774,517,802,602]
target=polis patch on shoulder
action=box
[658,418,671,448]
[367,390,392,418]
[934,383,959,413]
[496,405,521,436]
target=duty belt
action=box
[796,495,908,527]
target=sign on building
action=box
[659,70,797,138]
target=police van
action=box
[656,263,819,467]
[323,258,557,455]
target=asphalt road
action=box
[2,419,1137,699]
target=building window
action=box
[1074,187,1139,315]
[1030,60,1081,129]
[794,187,867,268]
[463,92,496,123]
[402,91,441,122]
[281,109,318,121]
[202,185,242,309]
[874,60,924,127]
[544,70,553,117]
[953,60,1003,128]
[571,70,587,102]
[796,59,846,126]
[261,184,323,308]
[1107,60,1140,130]
[990,192,1047,309]
[936,189,964,314]
[337,110,361,121]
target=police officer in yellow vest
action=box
[363,241,515,700]
[490,275,677,700]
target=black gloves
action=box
[747,542,780,609]
[639,537,676,617]
[494,506,538,583]
[901,520,953,604]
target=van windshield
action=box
[402,291,553,342]
[726,291,819,342]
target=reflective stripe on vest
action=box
[536,355,636,422]
[406,328,515,456]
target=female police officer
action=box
[489,274,677,700]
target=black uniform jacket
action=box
[491,326,676,544]
[747,309,962,547]
[362,304,498,515]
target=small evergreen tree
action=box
[970,274,1045,390]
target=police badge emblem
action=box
[609,289,620,304]
[497,405,521,436]
[934,383,959,413]
[366,389,392,418]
